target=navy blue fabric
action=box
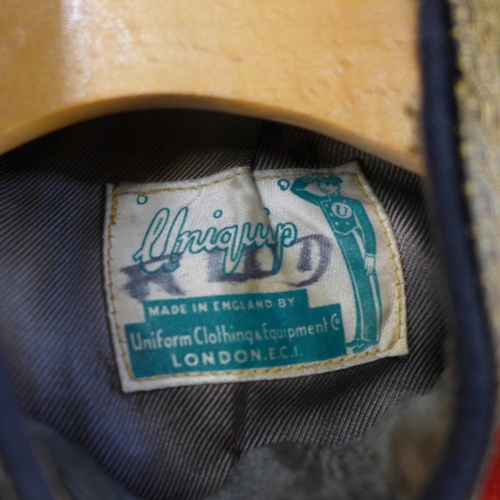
[0,353,53,500]
[32,421,141,500]
[419,0,497,498]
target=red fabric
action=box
[482,431,500,499]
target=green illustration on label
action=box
[289,175,382,354]
[125,289,346,378]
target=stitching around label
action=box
[105,168,404,384]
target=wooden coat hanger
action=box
[0,0,422,175]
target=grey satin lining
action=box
[0,110,445,500]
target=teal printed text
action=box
[133,207,298,275]
[125,290,346,378]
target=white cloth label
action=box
[104,163,407,392]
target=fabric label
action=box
[104,163,407,392]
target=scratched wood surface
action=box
[0,0,422,174]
